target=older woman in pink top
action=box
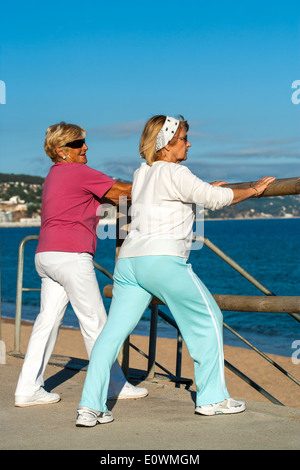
[15,122,148,407]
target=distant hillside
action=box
[0,173,44,184]
[0,172,299,219]
[0,172,129,184]
[206,195,300,219]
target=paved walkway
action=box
[1,354,299,451]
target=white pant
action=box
[15,251,126,397]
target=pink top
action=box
[36,162,115,256]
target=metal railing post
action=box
[147,305,158,379]
[115,198,130,377]
[14,235,39,353]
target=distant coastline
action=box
[0,221,42,228]
[0,215,299,228]
[0,218,117,228]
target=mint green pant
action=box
[79,256,230,411]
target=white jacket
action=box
[118,161,233,259]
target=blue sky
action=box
[0,0,299,183]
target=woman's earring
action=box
[62,156,66,160]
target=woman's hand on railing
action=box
[230,176,276,205]
[210,181,228,186]
[252,177,276,197]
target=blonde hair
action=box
[44,122,86,162]
[139,115,189,165]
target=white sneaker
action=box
[76,407,114,427]
[195,398,246,416]
[15,388,61,407]
[108,382,148,400]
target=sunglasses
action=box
[65,138,86,149]
[179,135,188,143]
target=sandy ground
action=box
[1,318,299,409]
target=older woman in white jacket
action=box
[76,115,275,426]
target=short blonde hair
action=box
[139,115,189,165]
[44,122,86,162]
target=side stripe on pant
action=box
[187,264,227,396]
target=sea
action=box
[0,218,299,358]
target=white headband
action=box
[155,116,180,151]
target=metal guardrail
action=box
[12,236,114,353]
[11,234,193,387]
[103,285,300,389]
[8,175,300,406]
[11,233,300,405]
[14,235,39,352]
[107,176,300,404]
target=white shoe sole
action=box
[195,402,245,416]
[15,396,61,407]
[76,415,114,427]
